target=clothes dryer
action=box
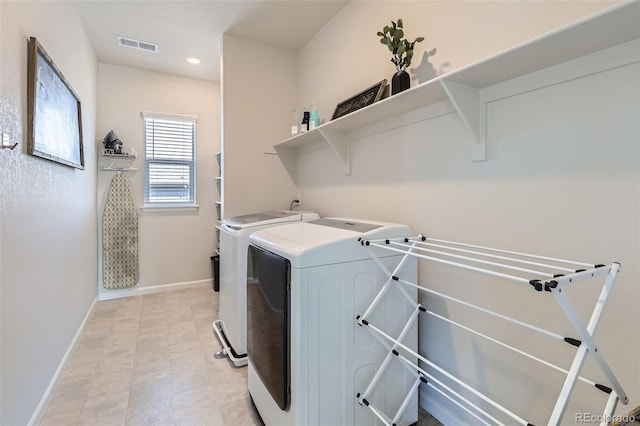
[213,210,319,367]
[246,218,418,425]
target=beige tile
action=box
[171,386,215,412]
[125,396,174,426]
[44,379,91,418]
[115,307,142,321]
[59,361,98,384]
[105,333,138,350]
[110,319,139,335]
[173,407,223,426]
[75,334,108,351]
[215,376,249,404]
[140,304,166,317]
[102,343,136,360]
[193,315,217,331]
[168,331,198,346]
[41,289,276,426]
[168,339,201,355]
[69,346,104,367]
[136,331,169,352]
[169,370,211,395]
[51,378,92,401]
[170,352,207,374]
[118,296,143,308]
[134,346,170,366]
[137,323,168,337]
[168,319,197,334]
[81,389,130,419]
[78,408,127,426]
[139,314,167,330]
[131,358,173,386]
[128,376,174,406]
[166,305,192,322]
[93,300,122,314]
[83,319,113,338]
[219,397,261,426]
[96,355,135,375]
[189,301,215,315]
[88,368,133,396]
[39,412,81,426]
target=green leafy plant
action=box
[377,19,431,71]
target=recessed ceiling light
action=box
[187,57,201,64]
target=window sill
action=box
[141,204,199,213]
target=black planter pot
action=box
[392,70,410,95]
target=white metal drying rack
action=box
[355,235,628,426]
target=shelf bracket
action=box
[318,127,351,175]
[440,79,486,162]
[273,145,298,182]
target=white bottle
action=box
[291,108,299,135]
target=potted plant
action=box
[377,19,432,95]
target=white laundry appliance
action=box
[213,210,319,367]
[246,218,418,426]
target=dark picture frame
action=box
[331,79,388,121]
[27,37,84,169]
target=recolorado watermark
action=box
[575,413,636,423]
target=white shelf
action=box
[273,1,640,179]
[101,147,137,158]
[215,150,222,252]
[100,149,137,172]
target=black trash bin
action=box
[211,255,220,292]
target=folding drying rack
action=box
[355,235,628,426]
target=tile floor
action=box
[40,286,442,426]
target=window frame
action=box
[142,111,198,209]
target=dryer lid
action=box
[249,217,413,268]
[224,210,315,230]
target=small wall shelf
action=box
[273,1,639,179]
[100,149,137,172]
[215,151,222,253]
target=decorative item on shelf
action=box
[102,130,123,155]
[377,19,434,95]
[309,103,320,129]
[300,107,310,133]
[331,80,387,120]
[290,108,299,136]
[101,147,136,157]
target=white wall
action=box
[221,34,298,219]
[292,1,638,425]
[96,63,219,299]
[0,2,98,424]
[0,2,4,421]
[297,1,620,124]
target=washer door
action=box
[247,244,290,411]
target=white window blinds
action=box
[143,113,197,206]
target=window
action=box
[143,112,197,206]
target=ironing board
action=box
[102,174,139,289]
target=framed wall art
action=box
[331,79,388,121]
[27,36,84,169]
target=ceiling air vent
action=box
[117,36,159,53]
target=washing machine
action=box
[246,218,418,426]
[213,210,319,367]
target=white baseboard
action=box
[420,387,470,426]
[27,296,98,426]
[98,278,213,301]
